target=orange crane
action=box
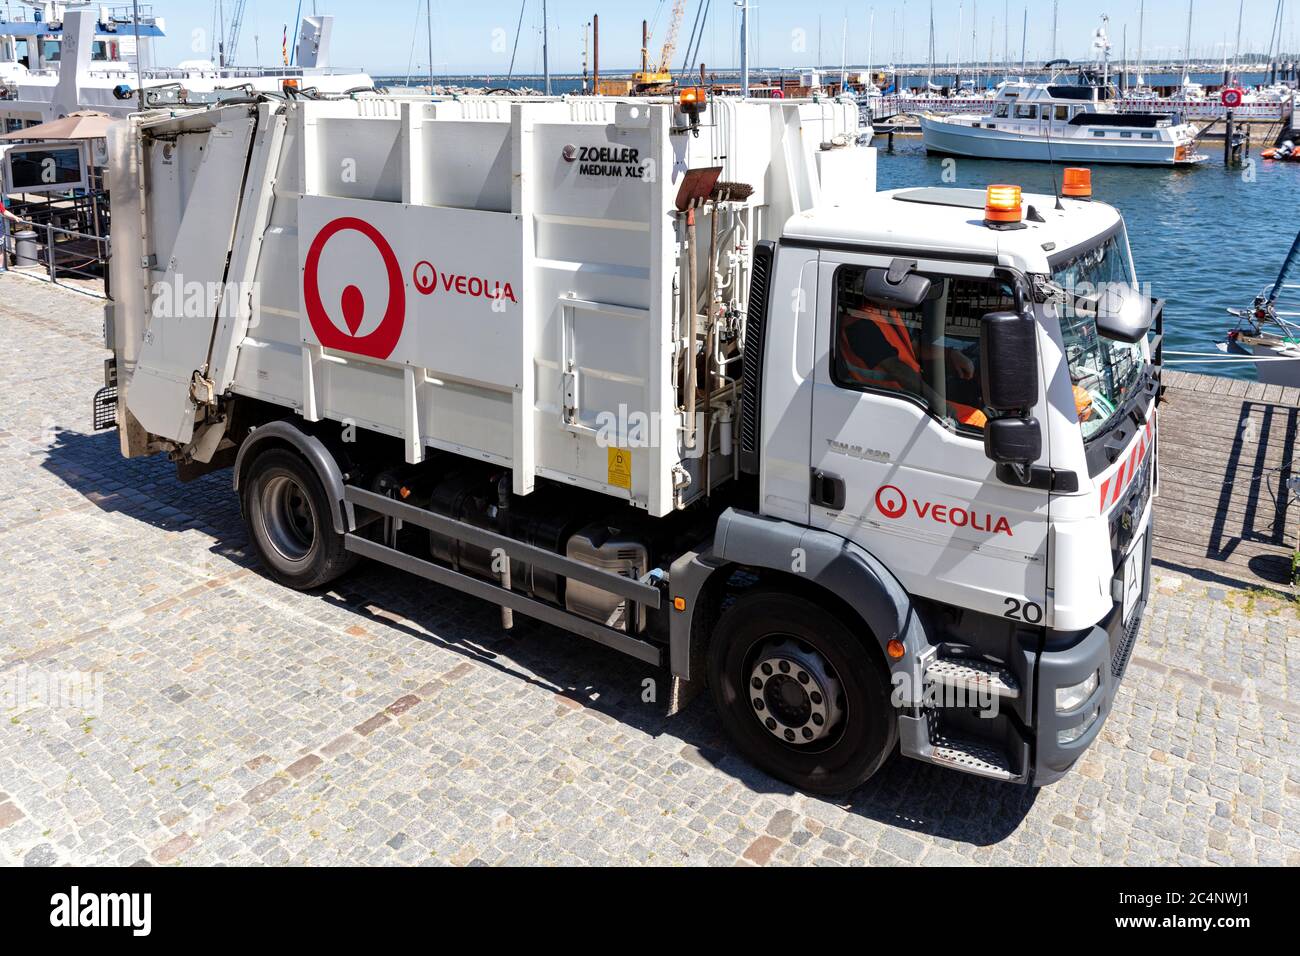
[633,0,686,92]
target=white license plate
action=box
[1122,533,1146,625]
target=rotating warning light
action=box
[984,184,1023,224]
[1062,168,1093,199]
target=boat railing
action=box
[901,93,1286,121]
[1117,98,1285,120]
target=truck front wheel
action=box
[708,592,897,795]
[242,448,357,590]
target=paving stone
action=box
[23,843,59,867]
[0,275,1296,866]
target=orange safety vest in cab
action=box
[839,306,988,430]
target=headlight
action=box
[1055,671,1099,712]
[1058,705,1101,744]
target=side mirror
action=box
[980,311,1039,412]
[1085,284,1158,344]
[985,417,1042,466]
[862,261,933,311]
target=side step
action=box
[925,656,1020,699]
[929,733,1016,782]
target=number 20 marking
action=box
[1003,597,1043,624]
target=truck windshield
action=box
[1051,228,1145,441]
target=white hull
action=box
[920,115,1203,166]
[1248,338,1300,387]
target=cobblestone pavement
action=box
[1,273,1298,866]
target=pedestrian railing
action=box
[0,215,109,297]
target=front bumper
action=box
[1032,529,1152,785]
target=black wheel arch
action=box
[669,509,932,708]
[233,419,353,534]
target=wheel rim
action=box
[259,474,317,564]
[748,637,846,749]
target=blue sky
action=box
[126,1,1298,74]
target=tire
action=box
[241,447,357,590]
[708,591,897,795]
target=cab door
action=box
[807,250,1050,624]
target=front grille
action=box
[1110,453,1154,562]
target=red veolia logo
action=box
[875,484,1013,536]
[875,485,908,519]
[303,218,406,360]
[412,261,438,296]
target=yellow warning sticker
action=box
[607,447,633,490]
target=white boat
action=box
[919,66,1206,166]
[1225,231,1300,387]
[1,2,373,131]
[1245,82,1297,104]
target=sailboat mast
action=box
[1233,0,1244,83]
[1268,0,1284,84]
[740,0,750,97]
[1051,0,1058,62]
[928,0,934,85]
[868,8,875,85]
[427,0,434,91]
[543,0,551,95]
[1137,0,1145,85]
[1121,25,1127,92]
[840,15,847,90]
[1003,0,1009,79]
[1183,0,1194,86]
[957,1,963,89]
[1020,5,1026,75]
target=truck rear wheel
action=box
[708,592,897,795]
[242,448,357,590]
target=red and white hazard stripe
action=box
[1099,418,1157,513]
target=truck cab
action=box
[708,180,1159,789]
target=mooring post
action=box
[1225,110,1234,166]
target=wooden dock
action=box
[1155,369,1298,590]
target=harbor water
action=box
[875,139,1298,380]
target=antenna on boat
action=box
[1041,64,1064,209]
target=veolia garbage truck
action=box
[98,90,1161,793]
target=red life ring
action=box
[771,89,785,99]
[1222,88,1244,108]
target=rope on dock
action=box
[1162,350,1300,365]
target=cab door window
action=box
[832,267,1019,435]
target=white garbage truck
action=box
[98,90,1161,793]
